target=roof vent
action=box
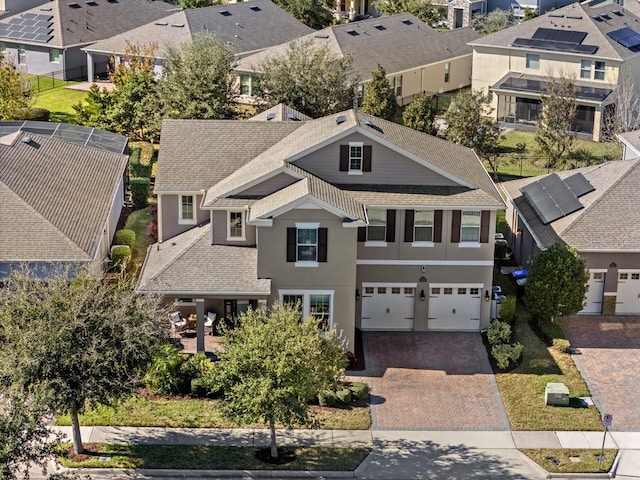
[613,10,623,16]
[346,29,359,36]
[592,15,603,21]
[22,135,32,144]
[566,15,582,19]
[68,2,81,8]
[249,5,261,11]
[401,19,413,25]
[601,13,612,19]
[287,113,300,121]
[40,6,52,10]
[171,23,185,27]
[373,23,386,30]
[86,0,98,5]
[155,21,168,26]
[266,112,276,120]
[336,115,346,125]
[549,13,564,17]
[107,0,118,3]
[314,33,329,38]
[220,9,232,16]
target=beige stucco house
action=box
[469,2,640,141]
[138,105,505,352]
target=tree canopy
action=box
[402,93,436,134]
[375,0,446,26]
[471,9,517,34]
[215,303,347,459]
[361,64,398,121]
[256,39,358,118]
[524,243,588,322]
[272,0,333,29]
[0,266,167,454]
[0,52,32,120]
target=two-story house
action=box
[469,2,640,141]
[137,105,505,352]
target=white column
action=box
[86,52,94,82]
[196,298,205,354]
[349,0,355,19]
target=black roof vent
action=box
[592,15,603,21]
[220,10,232,16]
[266,113,276,121]
[68,2,81,8]
[107,0,118,3]
[600,13,612,19]
[549,13,564,17]
[314,33,329,38]
[171,23,185,27]
[401,19,413,25]
[336,115,346,125]
[86,0,98,5]
[346,29,359,36]
[373,24,386,30]
[613,10,623,16]
[566,15,582,19]
[249,5,261,11]
[155,21,168,26]
[287,113,300,121]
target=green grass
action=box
[32,87,87,124]
[493,304,602,431]
[54,396,371,430]
[58,443,371,471]
[521,449,617,474]
[26,74,78,93]
[123,208,154,272]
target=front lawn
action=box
[55,395,371,430]
[521,449,617,474]
[32,87,87,124]
[494,305,602,431]
[59,443,371,471]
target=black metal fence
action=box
[29,65,87,92]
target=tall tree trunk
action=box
[269,420,278,459]
[70,407,84,455]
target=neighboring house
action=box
[331,0,371,21]
[137,106,505,352]
[448,0,574,28]
[0,0,48,19]
[469,2,640,142]
[0,121,128,279]
[501,157,640,315]
[0,0,174,80]
[82,0,313,82]
[234,14,480,107]
[617,129,640,160]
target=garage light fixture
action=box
[485,290,490,302]
[420,290,425,302]
[355,289,360,301]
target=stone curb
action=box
[544,450,619,479]
[61,468,355,478]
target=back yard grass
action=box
[32,86,87,124]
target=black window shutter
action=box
[357,226,366,242]
[404,209,414,242]
[286,228,296,262]
[339,145,349,171]
[433,210,443,243]
[451,210,461,243]
[363,145,372,172]
[318,228,328,262]
[250,299,259,310]
[480,211,491,243]
[386,209,396,242]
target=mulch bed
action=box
[255,447,297,465]
[347,328,366,371]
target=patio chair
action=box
[205,311,217,335]
[168,311,188,333]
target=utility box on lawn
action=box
[545,383,570,406]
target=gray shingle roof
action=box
[0,0,175,48]
[469,2,640,61]
[137,223,271,295]
[84,0,313,57]
[248,104,312,122]
[0,131,128,262]
[617,129,640,157]
[235,14,479,82]
[500,160,640,250]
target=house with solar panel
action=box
[469,1,640,142]
[0,121,128,279]
[0,0,174,80]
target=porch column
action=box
[196,298,205,354]
[86,52,94,82]
[349,0,355,20]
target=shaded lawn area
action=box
[55,396,371,430]
[521,449,617,474]
[494,305,602,431]
[124,207,154,272]
[59,443,371,471]
[32,87,87,124]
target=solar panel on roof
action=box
[520,173,587,224]
[35,14,53,21]
[22,13,37,19]
[607,27,640,50]
[564,173,595,197]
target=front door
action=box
[224,299,237,322]
[455,8,463,28]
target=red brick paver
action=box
[562,315,640,431]
[349,332,509,431]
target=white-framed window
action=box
[414,210,434,243]
[620,273,629,280]
[349,142,363,173]
[227,210,244,241]
[594,61,606,80]
[178,195,196,224]
[367,209,386,243]
[49,48,60,64]
[593,272,603,280]
[580,60,592,79]
[460,210,481,243]
[444,62,450,83]
[431,287,440,294]
[525,53,539,70]
[470,287,479,295]
[279,290,334,330]
[390,76,402,96]
[17,45,26,65]
[632,273,640,280]
[240,74,251,95]
[297,223,318,264]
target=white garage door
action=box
[580,271,605,314]
[616,270,640,314]
[361,284,415,330]
[428,284,482,331]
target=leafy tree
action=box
[0,266,167,455]
[256,39,358,118]
[402,93,436,134]
[375,0,446,26]
[179,0,218,8]
[603,71,640,136]
[215,303,347,459]
[524,243,588,323]
[73,83,113,130]
[535,74,577,169]
[523,7,539,21]
[0,52,32,120]
[471,9,516,34]
[273,0,333,29]
[361,64,397,121]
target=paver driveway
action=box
[350,332,509,431]
[562,315,640,431]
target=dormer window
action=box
[179,195,196,225]
[349,142,363,174]
[227,210,245,241]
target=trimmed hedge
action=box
[498,296,517,324]
[110,245,131,271]
[114,229,136,248]
[536,317,571,353]
[130,177,150,209]
[14,107,50,121]
[492,343,523,370]
[347,382,369,401]
[318,390,337,407]
[487,320,511,346]
[336,389,352,405]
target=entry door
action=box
[361,285,415,330]
[616,271,640,314]
[455,8,463,28]
[224,299,237,321]
[580,271,605,314]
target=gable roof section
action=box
[0,131,128,261]
[248,104,312,122]
[83,0,313,57]
[617,129,640,158]
[500,160,640,250]
[235,14,479,82]
[469,3,640,61]
[0,0,174,48]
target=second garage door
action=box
[361,284,415,330]
[616,270,640,314]
[580,271,605,314]
[428,284,482,331]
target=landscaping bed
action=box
[58,443,371,471]
[521,449,617,474]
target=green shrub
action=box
[553,338,571,353]
[190,378,208,397]
[110,245,131,271]
[129,147,141,165]
[487,320,511,345]
[114,229,136,248]
[491,343,523,370]
[499,296,517,324]
[130,162,152,178]
[130,177,150,209]
[14,107,50,121]
[198,367,223,398]
[336,388,352,405]
[181,353,214,381]
[144,342,188,394]
[318,390,337,407]
[347,382,369,401]
[537,317,571,352]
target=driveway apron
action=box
[350,332,510,431]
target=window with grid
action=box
[297,228,317,262]
[391,287,401,294]
[460,211,481,242]
[594,61,606,80]
[49,48,60,64]
[364,287,374,294]
[349,143,363,172]
[18,45,26,64]
[282,294,303,317]
[526,54,539,70]
[431,288,440,294]
[632,273,640,280]
[580,60,592,79]
[414,210,434,242]
[444,288,453,294]
[240,74,251,95]
[593,272,603,280]
[367,209,386,241]
[309,294,331,330]
[458,288,467,295]
[404,288,414,295]
[179,195,195,223]
[470,288,479,295]
[228,211,243,239]
[620,273,628,280]
[377,287,387,294]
